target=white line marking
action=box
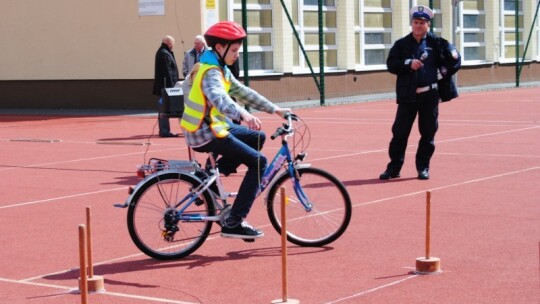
[304,125,540,163]
[94,290,197,304]
[0,277,197,304]
[0,147,183,172]
[353,166,540,208]
[0,187,126,210]
[0,277,73,291]
[323,275,419,304]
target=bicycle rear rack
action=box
[136,158,199,177]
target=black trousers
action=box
[386,89,439,172]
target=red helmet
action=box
[204,21,246,47]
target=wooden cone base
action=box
[79,275,105,293]
[415,257,441,274]
[88,275,105,293]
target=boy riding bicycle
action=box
[180,21,291,239]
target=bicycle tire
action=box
[127,172,215,260]
[266,167,352,247]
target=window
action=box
[459,0,487,62]
[355,0,393,67]
[291,0,338,71]
[230,0,274,73]
[500,0,524,61]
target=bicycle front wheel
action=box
[266,167,352,247]
[127,172,215,260]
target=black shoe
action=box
[417,169,430,180]
[221,221,264,239]
[379,170,400,180]
[159,133,179,138]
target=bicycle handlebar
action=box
[270,113,298,140]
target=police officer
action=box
[379,5,460,180]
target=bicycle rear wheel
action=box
[127,172,215,260]
[266,167,352,247]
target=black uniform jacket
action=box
[387,32,461,104]
[153,43,179,96]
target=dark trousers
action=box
[193,123,267,225]
[386,89,439,172]
[157,97,171,136]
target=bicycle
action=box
[116,113,352,260]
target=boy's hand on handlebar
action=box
[275,108,292,118]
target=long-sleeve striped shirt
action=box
[182,61,278,147]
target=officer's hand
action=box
[411,59,424,70]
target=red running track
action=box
[0,86,539,303]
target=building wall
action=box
[0,0,205,81]
[1,0,539,110]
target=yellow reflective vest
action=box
[181,64,230,138]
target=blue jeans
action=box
[193,123,267,225]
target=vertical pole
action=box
[86,207,94,278]
[318,0,325,106]
[425,191,431,259]
[78,225,88,304]
[241,0,250,112]
[241,0,249,87]
[515,0,520,87]
[518,1,540,79]
[452,0,459,87]
[280,187,288,302]
[429,0,434,33]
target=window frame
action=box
[291,0,339,73]
[355,1,393,71]
[499,0,524,63]
[229,1,275,75]
[459,1,488,64]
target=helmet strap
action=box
[214,43,232,67]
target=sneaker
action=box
[221,221,264,239]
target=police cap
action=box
[410,5,434,21]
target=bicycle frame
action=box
[174,139,312,223]
[258,141,313,212]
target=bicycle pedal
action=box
[194,198,204,206]
[242,238,255,243]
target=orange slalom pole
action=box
[78,225,88,304]
[280,187,288,302]
[425,191,431,259]
[86,207,94,278]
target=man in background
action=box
[153,35,180,137]
[182,35,207,78]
